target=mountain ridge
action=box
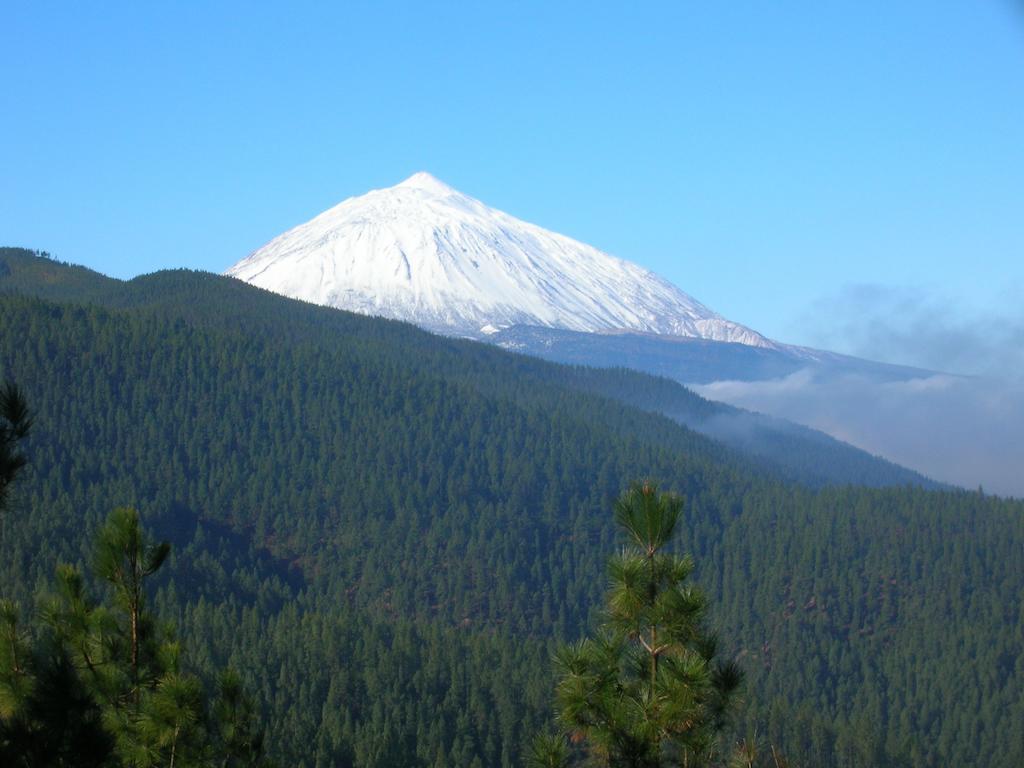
[0,246,937,491]
[226,172,773,346]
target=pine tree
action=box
[534,482,743,768]
[0,380,31,542]
[3,506,273,767]
[93,507,171,714]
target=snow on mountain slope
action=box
[226,172,774,348]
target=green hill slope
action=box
[0,247,936,490]
[0,248,1020,766]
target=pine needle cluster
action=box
[1,508,272,767]
[533,482,743,768]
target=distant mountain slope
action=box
[225,173,771,346]
[0,248,934,489]
[559,366,943,489]
[490,323,933,385]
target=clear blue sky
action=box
[3,1,1022,351]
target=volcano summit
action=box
[226,172,772,348]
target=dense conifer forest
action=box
[1,248,1022,766]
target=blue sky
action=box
[3,1,1022,358]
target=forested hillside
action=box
[1,248,1021,766]
[0,248,935,490]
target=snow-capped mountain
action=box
[226,172,773,348]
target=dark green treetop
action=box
[537,482,743,767]
[0,380,31,520]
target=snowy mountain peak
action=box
[395,171,455,194]
[226,174,774,349]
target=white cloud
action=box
[695,369,1024,498]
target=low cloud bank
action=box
[695,369,1024,498]
[797,282,1024,379]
